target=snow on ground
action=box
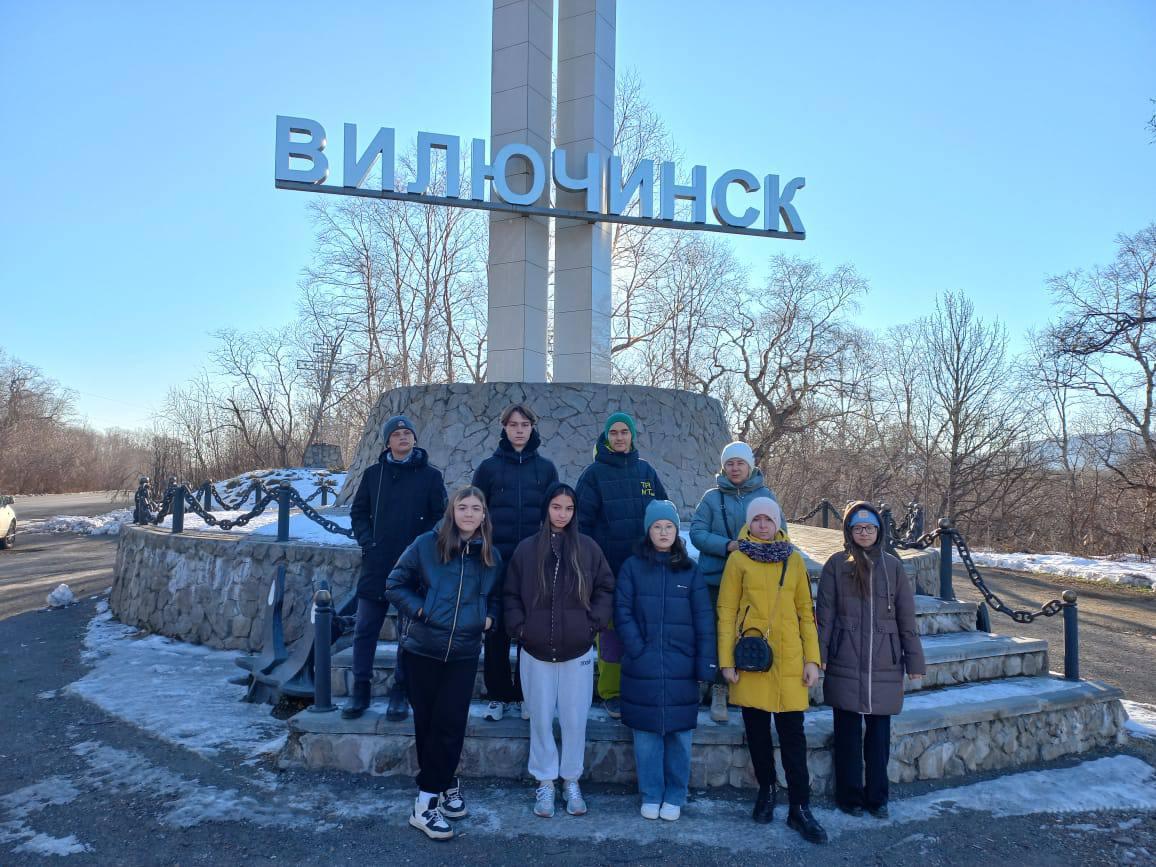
[1123,700,1156,741]
[49,609,1156,852]
[66,607,285,758]
[23,509,133,537]
[971,549,1156,590]
[212,468,346,508]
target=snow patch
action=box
[24,509,133,537]
[46,584,76,608]
[0,777,90,857]
[1123,700,1156,741]
[67,612,284,757]
[971,549,1156,590]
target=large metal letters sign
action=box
[274,116,806,240]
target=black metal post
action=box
[277,485,291,542]
[321,484,328,507]
[202,481,213,513]
[309,584,336,713]
[976,602,991,633]
[1062,590,1080,680]
[821,500,830,529]
[172,485,185,534]
[938,518,954,601]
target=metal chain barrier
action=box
[790,499,835,524]
[285,488,355,538]
[182,487,279,530]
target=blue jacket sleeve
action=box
[385,539,426,621]
[689,490,731,558]
[689,564,718,682]
[613,558,645,660]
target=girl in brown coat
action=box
[815,501,926,818]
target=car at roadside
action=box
[0,495,14,549]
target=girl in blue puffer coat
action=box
[615,500,717,821]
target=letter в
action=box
[710,169,761,228]
[343,124,395,191]
[607,156,654,219]
[764,175,806,235]
[275,116,329,185]
[659,162,707,223]
[407,132,461,197]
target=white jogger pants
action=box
[519,647,595,782]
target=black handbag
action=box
[732,561,788,673]
[734,627,773,672]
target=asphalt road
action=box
[10,491,126,522]
[1,531,1153,864]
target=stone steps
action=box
[282,675,1126,792]
[331,632,1037,703]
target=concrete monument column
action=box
[553,0,615,383]
[487,0,553,382]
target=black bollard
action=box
[1062,590,1080,681]
[277,485,291,542]
[320,484,328,507]
[202,481,213,513]
[821,500,830,529]
[309,584,336,713]
[172,485,186,534]
[938,518,954,601]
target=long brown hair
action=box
[436,486,496,567]
[842,502,879,596]
[534,484,589,610]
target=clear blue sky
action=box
[3,1,1153,430]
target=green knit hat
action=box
[603,411,637,443]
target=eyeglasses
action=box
[850,525,878,535]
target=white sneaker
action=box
[410,795,453,840]
[484,700,505,721]
[659,803,681,821]
[520,702,530,720]
[439,779,467,819]
[640,802,660,820]
[563,779,587,816]
[534,781,556,818]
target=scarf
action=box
[738,539,793,563]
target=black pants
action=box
[483,615,523,704]
[832,708,891,808]
[741,707,810,806]
[404,650,478,793]
[351,597,406,694]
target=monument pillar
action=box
[486,0,553,382]
[553,0,615,383]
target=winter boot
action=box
[787,804,828,844]
[752,784,776,823]
[710,684,729,723]
[386,683,409,722]
[341,680,371,719]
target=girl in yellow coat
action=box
[718,497,827,844]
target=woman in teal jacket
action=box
[689,441,783,721]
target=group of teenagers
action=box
[344,404,926,844]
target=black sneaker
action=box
[836,801,864,817]
[752,784,776,824]
[341,681,370,720]
[867,803,889,819]
[410,795,453,840]
[386,686,409,722]
[787,804,828,844]
[439,779,467,819]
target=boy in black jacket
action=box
[471,403,558,721]
[343,414,447,721]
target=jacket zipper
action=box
[445,547,466,662]
[659,561,667,734]
[516,451,524,547]
[867,560,875,714]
